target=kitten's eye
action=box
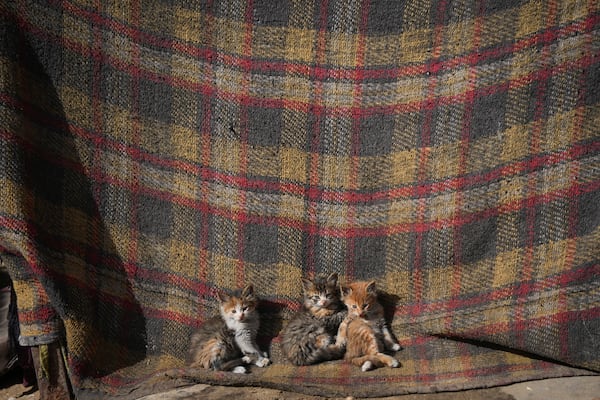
[363,304,369,309]
[242,307,248,312]
[326,293,334,299]
[352,305,357,309]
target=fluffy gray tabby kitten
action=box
[281,273,347,366]
[188,284,270,373]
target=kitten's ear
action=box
[341,285,352,297]
[326,272,338,286]
[217,291,230,303]
[366,281,377,294]
[301,278,314,292]
[241,284,255,298]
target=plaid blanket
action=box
[1,0,599,398]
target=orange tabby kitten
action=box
[335,281,401,371]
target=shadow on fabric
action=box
[10,31,148,386]
[379,290,403,350]
[257,299,286,354]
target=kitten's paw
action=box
[232,366,247,374]
[242,355,252,364]
[390,343,401,351]
[315,334,332,347]
[255,357,271,367]
[361,361,374,372]
[389,358,400,368]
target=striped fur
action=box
[281,273,346,365]
[188,285,269,373]
[336,281,401,371]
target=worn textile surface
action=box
[1,0,599,398]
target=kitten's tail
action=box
[215,358,247,373]
[305,344,344,365]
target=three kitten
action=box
[188,277,400,373]
[188,284,270,373]
[281,272,347,366]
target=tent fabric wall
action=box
[0,1,599,398]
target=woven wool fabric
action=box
[1,0,599,398]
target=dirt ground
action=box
[2,369,599,400]
[0,368,38,400]
[137,377,600,400]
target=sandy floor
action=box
[0,369,38,400]
[2,369,599,400]
[137,377,600,400]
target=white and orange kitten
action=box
[188,284,270,373]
